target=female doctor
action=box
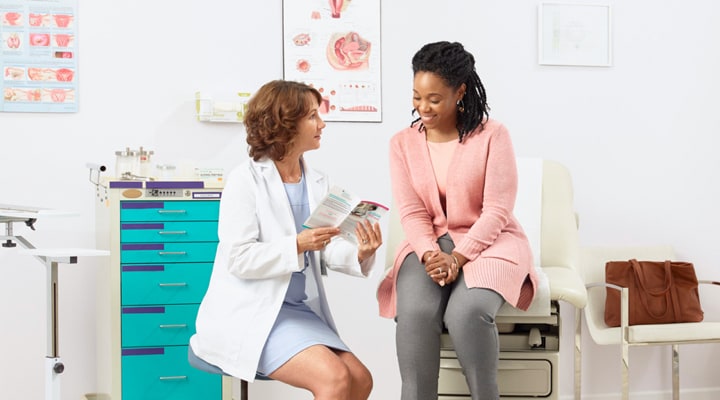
[189,80,381,400]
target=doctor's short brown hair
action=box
[244,80,323,161]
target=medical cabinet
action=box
[95,180,230,399]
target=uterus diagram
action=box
[290,30,371,73]
[326,31,371,71]
[3,87,75,103]
[285,1,379,118]
[328,0,348,19]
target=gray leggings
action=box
[396,234,505,400]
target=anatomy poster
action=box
[283,0,381,122]
[1,0,78,113]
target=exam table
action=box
[381,158,587,399]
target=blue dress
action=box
[256,172,350,376]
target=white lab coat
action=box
[189,157,374,381]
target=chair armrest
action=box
[586,281,630,331]
[544,266,588,308]
[586,281,623,291]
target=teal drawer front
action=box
[122,304,199,347]
[122,263,213,306]
[121,221,219,243]
[120,200,220,222]
[121,242,218,263]
[122,345,221,400]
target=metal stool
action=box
[187,345,272,400]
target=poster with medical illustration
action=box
[0,0,78,113]
[283,0,381,122]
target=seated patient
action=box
[189,80,382,400]
[377,41,537,400]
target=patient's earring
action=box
[456,99,465,113]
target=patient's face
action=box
[412,71,462,135]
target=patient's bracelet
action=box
[450,254,459,275]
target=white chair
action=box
[577,245,720,400]
[383,158,587,399]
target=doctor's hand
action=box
[355,220,382,262]
[297,227,340,253]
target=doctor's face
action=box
[294,96,326,153]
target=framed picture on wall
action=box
[538,2,612,67]
[282,0,382,122]
[1,0,79,113]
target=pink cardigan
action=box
[377,119,537,318]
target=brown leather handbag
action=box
[604,259,704,327]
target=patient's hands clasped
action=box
[424,251,459,286]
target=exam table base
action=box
[438,303,561,399]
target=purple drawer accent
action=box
[122,243,164,251]
[122,347,165,356]
[121,202,164,209]
[123,306,166,314]
[109,181,144,189]
[146,181,204,189]
[122,265,165,272]
[121,223,164,230]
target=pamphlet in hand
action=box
[303,185,389,244]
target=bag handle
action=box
[631,259,672,295]
[629,259,672,319]
[659,260,684,320]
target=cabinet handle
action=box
[159,324,188,329]
[158,231,187,235]
[159,376,188,381]
[157,210,187,214]
[158,251,187,255]
[158,282,188,287]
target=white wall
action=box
[1,0,719,399]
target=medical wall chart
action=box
[283,0,381,122]
[1,0,78,113]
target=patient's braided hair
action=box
[410,41,489,142]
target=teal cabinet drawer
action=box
[122,304,198,347]
[121,221,219,243]
[122,263,213,306]
[120,201,220,222]
[121,345,221,400]
[121,242,218,263]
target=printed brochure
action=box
[303,185,389,244]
